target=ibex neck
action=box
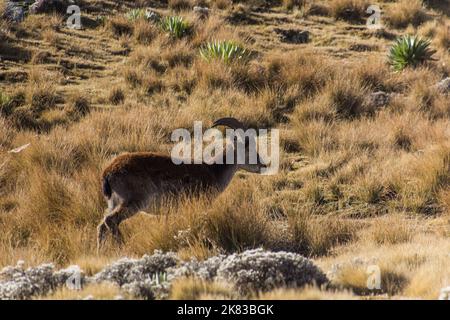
[211,144,238,191]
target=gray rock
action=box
[365,91,390,109]
[29,0,70,15]
[274,28,309,44]
[193,6,209,19]
[3,1,27,23]
[145,9,161,23]
[29,0,73,14]
[436,77,450,94]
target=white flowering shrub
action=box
[0,249,328,299]
[53,265,86,289]
[169,255,226,281]
[0,261,87,300]
[0,262,55,299]
[92,251,178,299]
[93,251,178,285]
[439,286,450,300]
[121,277,171,300]
[215,249,328,294]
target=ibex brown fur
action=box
[97,118,267,250]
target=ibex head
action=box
[212,117,268,174]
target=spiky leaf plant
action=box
[0,91,11,115]
[160,16,190,39]
[126,8,146,21]
[199,40,249,64]
[388,35,436,71]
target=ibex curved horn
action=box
[212,117,246,130]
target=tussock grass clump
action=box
[212,0,232,10]
[328,0,369,23]
[134,20,158,45]
[283,0,306,11]
[41,28,60,47]
[0,90,10,111]
[398,147,450,214]
[362,215,416,245]
[418,19,449,51]
[199,40,248,63]
[386,0,428,29]
[68,94,90,117]
[314,75,369,119]
[0,117,16,150]
[126,8,147,22]
[203,184,271,252]
[31,50,52,64]
[289,213,358,256]
[434,21,450,51]
[388,35,436,71]
[330,260,408,296]
[170,278,236,300]
[160,16,190,39]
[408,80,449,118]
[28,84,57,113]
[392,127,413,151]
[352,55,399,91]
[108,88,125,105]
[108,16,133,37]
[168,0,193,12]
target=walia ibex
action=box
[97,117,267,250]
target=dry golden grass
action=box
[283,0,307,11]
[257,286,357,300]
[170,277,237,300]
[321,232,450,298]
[288,210,359,256]
[433,20,450,51]
[386,0,428,29]
[40,283,126,300]
[0,0,448,300]
[212,0,232,10]
[107,15,133,38]
[328,0,369,23]
[168,0,193,12]
[360,215,418,245]
[108,87,125,105]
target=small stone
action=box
[29,0,70,15]
[145,9,161,23]
[3,1,26,23]
[436,77,450,94]
[366,91,390,108]
[193,6,209,18]
[274,28,309,44]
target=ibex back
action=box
[97,118,267,250]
